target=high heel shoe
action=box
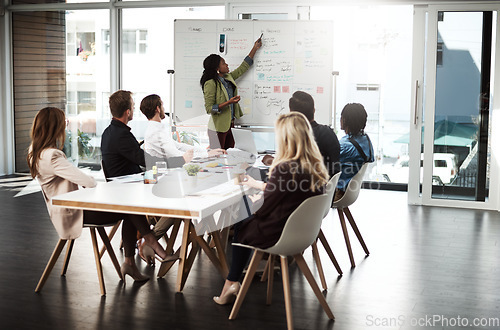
[213,282,240,305]
[120,263,150,284]
[142,245,180,263]
[138,240,155,266]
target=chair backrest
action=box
[101,160,111,182]
[264,194,330,257]
[323,172,341,218]
[332,162,369,209]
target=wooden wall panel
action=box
[13,11,66,172]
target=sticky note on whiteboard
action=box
[282,86,290,93]
[274,86,281,93]
[185,100,193,108]
[317,87,324,94]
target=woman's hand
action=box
[248,37,263,58]
[218,96,240,110]
[254,37,262,50]
[208,148,226,157]
[229,95,241,104]
[241,175,266,191]
[183,149,194,163]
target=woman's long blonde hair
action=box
[269,112,329,191]
[27,107,66,178]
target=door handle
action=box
[414,80,419,125]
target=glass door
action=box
[410,5,500,210]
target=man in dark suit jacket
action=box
[101,90,184,178]
[289,91,340,177]
[100,90,182,262]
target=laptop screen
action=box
[253,131,275,154]
[232,128,258,154]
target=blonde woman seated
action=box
[28,107,170,283]
[213,112,329,304]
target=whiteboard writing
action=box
[174,20,333,126]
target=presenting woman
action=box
[27,107,171,283]
[213,112,329,304]
[200,37,262,149]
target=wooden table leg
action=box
[173,221,200,292]
[210,230,229,276]
[166,220,181,255]
[191,229,228,278]
[173,219,191,291]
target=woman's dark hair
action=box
[200,54,222,91]
[27,107,66,178]
[341,103,368,135]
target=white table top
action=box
[52,171,249,222]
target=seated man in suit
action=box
[101,90,185,178]
[289,91,340,177]
[101,90,181,264]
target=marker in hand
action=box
[256,33,263,48]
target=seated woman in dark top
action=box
[213,112,329,305]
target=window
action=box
[121,6,224,143]
[312,5,414,185]
[435,160,447,168]
[102,29,148,54]
[356,84,380,91]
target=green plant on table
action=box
[183,164,201,176]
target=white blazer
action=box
[36,148,96,239]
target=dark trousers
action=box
[226,218,253,282]
[83,211,152,257]
[208,122,235,150]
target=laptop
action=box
[232,128,258,155]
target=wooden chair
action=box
[261,173,343,290]
[35,222,123,296]
[99,159,122,254]
[332,163,370,268]
[229,194,334,329]
[310,171,343,290]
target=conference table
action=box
[52,168,252,292]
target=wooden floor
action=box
[1,174,499,330]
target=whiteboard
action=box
[174,19,333,127]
